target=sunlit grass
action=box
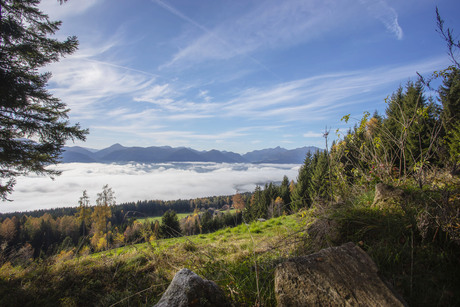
[135,212,191,223]
[135,208,237,224]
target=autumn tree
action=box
[232,192,245,212]
[182,210,201,235]
[0,0,88,200]
[268,196,284,218]
[91,185,115,250]
[0,216,18,243]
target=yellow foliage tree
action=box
[232,192,245,212]
[91,185,115,250]
[0,217,17,243]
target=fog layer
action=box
[2,162,300,213]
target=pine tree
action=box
[245,185,262,221]
[290,152,314,210]
[160,209,181,238]
[0,0,88,200]
[310,151,331,201]
[76,190,91,237]
[383,81,439,177]
[279,176,291,209]
[439,67,460,172]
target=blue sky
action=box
[40,0,460,153]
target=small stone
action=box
[154,268,230,307]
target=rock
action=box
[306,203,343,250]
[306,217,340,250]
[372,183,405,212]
[275,242,406,306]
[154,268,230,307]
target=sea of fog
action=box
[1,162,301,213]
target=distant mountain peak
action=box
[61,144,321,164]
[109,143,124,149]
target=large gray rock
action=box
[275,242,406,306]
[154,268,230,307]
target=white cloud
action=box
[361,0,403,40]
[47,59,153,117]
[158,0,408,70]
[198,90,212,103]
[161,0,346,68]
[3,162,301,213]
[303,131,324,138]
[219,57,447,120]
[134,84,173,105]
[39,0,99,19]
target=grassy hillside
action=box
[0,214,303,306]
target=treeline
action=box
[0,194,235,221]
[242,176,292,222]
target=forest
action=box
[0,192,250,259]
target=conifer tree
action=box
[160,209,181,238]
[76,190,91,237]
[0,0,87,200]
[383,81,439,178]
[309,151,331,201]
[439,67,460,172]
[279,175,290,211]
[245,185,262,221]
[290,152,313,210]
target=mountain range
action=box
[61,144,321,164]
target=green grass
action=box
[135,209,237,224]
[0,214,303,306]
[135,212,191,223]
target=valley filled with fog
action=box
[2,162,301,213]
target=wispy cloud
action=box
[361,0,403,40]
[219,56,447,121]
[48,57,153,117]
[134,84,174,105]
[160,0,342,68]
[39,0,99,19]
[45,38,156,119]
[157,0,408,72]
[303,131,324,138]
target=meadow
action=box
[0,214,303,306]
